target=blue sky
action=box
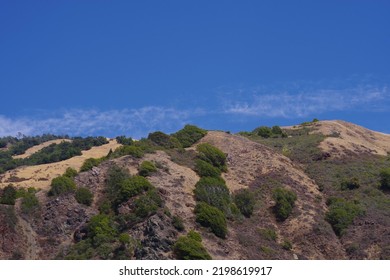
[1,0,389,138]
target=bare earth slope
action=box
[199,131,346,259]
[312,120,390,157]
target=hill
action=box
[0,121,389,260]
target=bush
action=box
[48,175,76,196]
[194,159,221,177]
[256,126,272,138]
[0,185,17,205]
[111,145,144,158]
[172,215,185,231]
[341,177,360,190]
[380,168,390,191]
[234,189,256,217]
[21,192,40,214]
[273,188,297,221]
[75,187,94,206]
[194,177,231,214]
[133,189,162,218]
[148,131,182,149]
[196,143,227,172]
[115,136,133,145]
[87,214,117,244]
[118,176,153,203]
[173,231,211,260]
[172,125,207,148]
[282,240,293,250]
[325,198,364,236]
[138,161,157,177]
[195,202,227,238]
[80,157,105,172]
[64,167,78,178]
[271,126,283,135]
[258,228,277,241]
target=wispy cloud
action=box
[0,107,190,138]
[223,85,390,118]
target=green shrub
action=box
[273,188,297,221]
[48,175,76,196]
[325,198,364,236]
[115,136,133,145]
[148,131,182,149]
[341,177,360,190]
[172,125,207,148]
[234,189,256,217]
[196,143,227,172]
[194,159,221,177]
[172,215,185,231]
[80,157,104,172]
[173,231,211,260]
[21,192,40,214]
[271,126,283,135]
[0,185,17,205]
[87,214,117,246]
[194,177,231,214]
[118,176,153,204]
[133,189,162,218]
[195,202,227,239]
[255,126,272,138]
[64,167,78,178]
[75,187,94,206]
[138,161,157,177]
[112,145,144,158]
[380,168,390,191]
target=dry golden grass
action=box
[312,120,390,157]
[0,139,121,190]
[13,139,72,159]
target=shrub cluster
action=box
[252,126,287,138]
[272,188,297,221]
[48,175,76,196]
[380,168,390,191]
[172,125,207,148]
[194,159,221,177]
[0,185,17,205]
[75,187,94,206]
[325,197,364,236]
[196,143,227,172]
[115,136,133,145]
[233,189,256,218]
[21,191,40,215]
[138,161,157,177]
[195,202,227,239]
[173,230,211,260]
[147,131,182,149]
[194,177,231,214]
[80,157,105,172]
[341,177,360,190]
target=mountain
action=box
[0,120,389,260]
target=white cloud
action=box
[223,85,390,118]
[0,107,190,138]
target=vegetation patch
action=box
[0,185,17,205]
[272,188,297,221]
[138,161,157,177]
[233,189,256,218]
[173,230,211,260]
[195,202,227,239]
[48,175,76,196]
[325,197,364,236]
[75,187,94,206]
[172,125,207,148]
[194,159,221,177]
[196,143,227,172]
[80,157,105,172]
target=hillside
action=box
[0,121,389,260]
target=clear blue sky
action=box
[1,0,389,138]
